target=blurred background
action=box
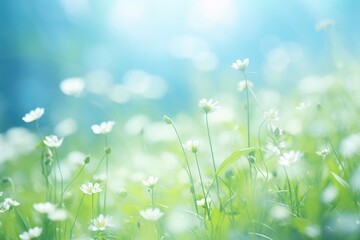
[0,0,359,131]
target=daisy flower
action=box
[140,208,164,221]
[89,214,113,231]
[43,135,63,148]
[91,121,115,134]
[198,98,219,114]
[231,58,249,72]
[22,107,44,123]
[80,182,103,195]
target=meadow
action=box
[1,22,360,240]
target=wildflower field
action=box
[1,2,360,240]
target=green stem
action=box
[205,113,221,209]
[171,123,199,215]
[194,153,211,222]
[257,120,269,178]
[54,149,64,205]
[104,135,109,215]
[14,207,28,231]
[283,167,293,213]
[92,194,94,220]
[69,194,85,239]
[61,164,86,202]
[244,72,251,148]
[243,72,253,181]
[150,188,155,209]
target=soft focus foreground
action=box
[1,2,360,240]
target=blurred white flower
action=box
[142,176,159,188]
[47,209,68,221]
[238,80,254,92]
[33,202,56,214]
[0,192,2,197]
[0,197,20,212]
[316,147,330,157]
[59,77,85,97]
[140,208,164,221]
[321,185,338,203]
[305,225,321,238]
[43,135,63,148]
[340,133,360,157]
[55,118,78,137]
[19,227,42,240]
[269,205,290,221]
[89,214,113,231]
[264,109,279,121]
[266,142,285,155]
[231,58,249,72]
[198,98,219,114]
[80,182,102,195]
[91,121,115,134]
[183,140,200,153]
[279,151,302,166]
[296,102,311,111]
[315,19,335,31]
[22,107,44,123]
[93,174,107,183]
[196,197,211,208]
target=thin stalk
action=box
[92,194,94,219]
[257,120,269,178]
[283,166,293,213]
[104,135,109,214]
[150,188,155,209]
[69,194,85,239]
[54,149,64,205]
[14,207,28,231]
[243,72,251,148]
[228,178,235,225]
[243,72,253,180]
[205,113,221,208]
[61,164,86,203]
[194,153,211,222]
[170,123,199,215]
[35,120,42,139]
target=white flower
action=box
[264,109,279,121]
[198,98,219,114]
[19,227,42,240]
[316,147,330,157]
[296,102,311,111]
[59,77,85,97]
[80,182,102,195]
[47,209,68,221]
[22,107,44,123]
[196,197,211,208]
[231,58,249,72]
[0,192,2,197]
[33,202,56,214]
[142,176,159,188]
[279,151,302,166]
[89,214,113,231]
[140,208,164,221]
[183,140,200,153]
[43,135,63,148]
[238,80,254,92]
[0,197,20,212]
[339,133,360,157]
[91,121,115,134]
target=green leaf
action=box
[331,172,349,189]
[217,147,256,175]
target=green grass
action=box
[1,55,360,240]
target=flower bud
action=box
[163,115,173,125]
